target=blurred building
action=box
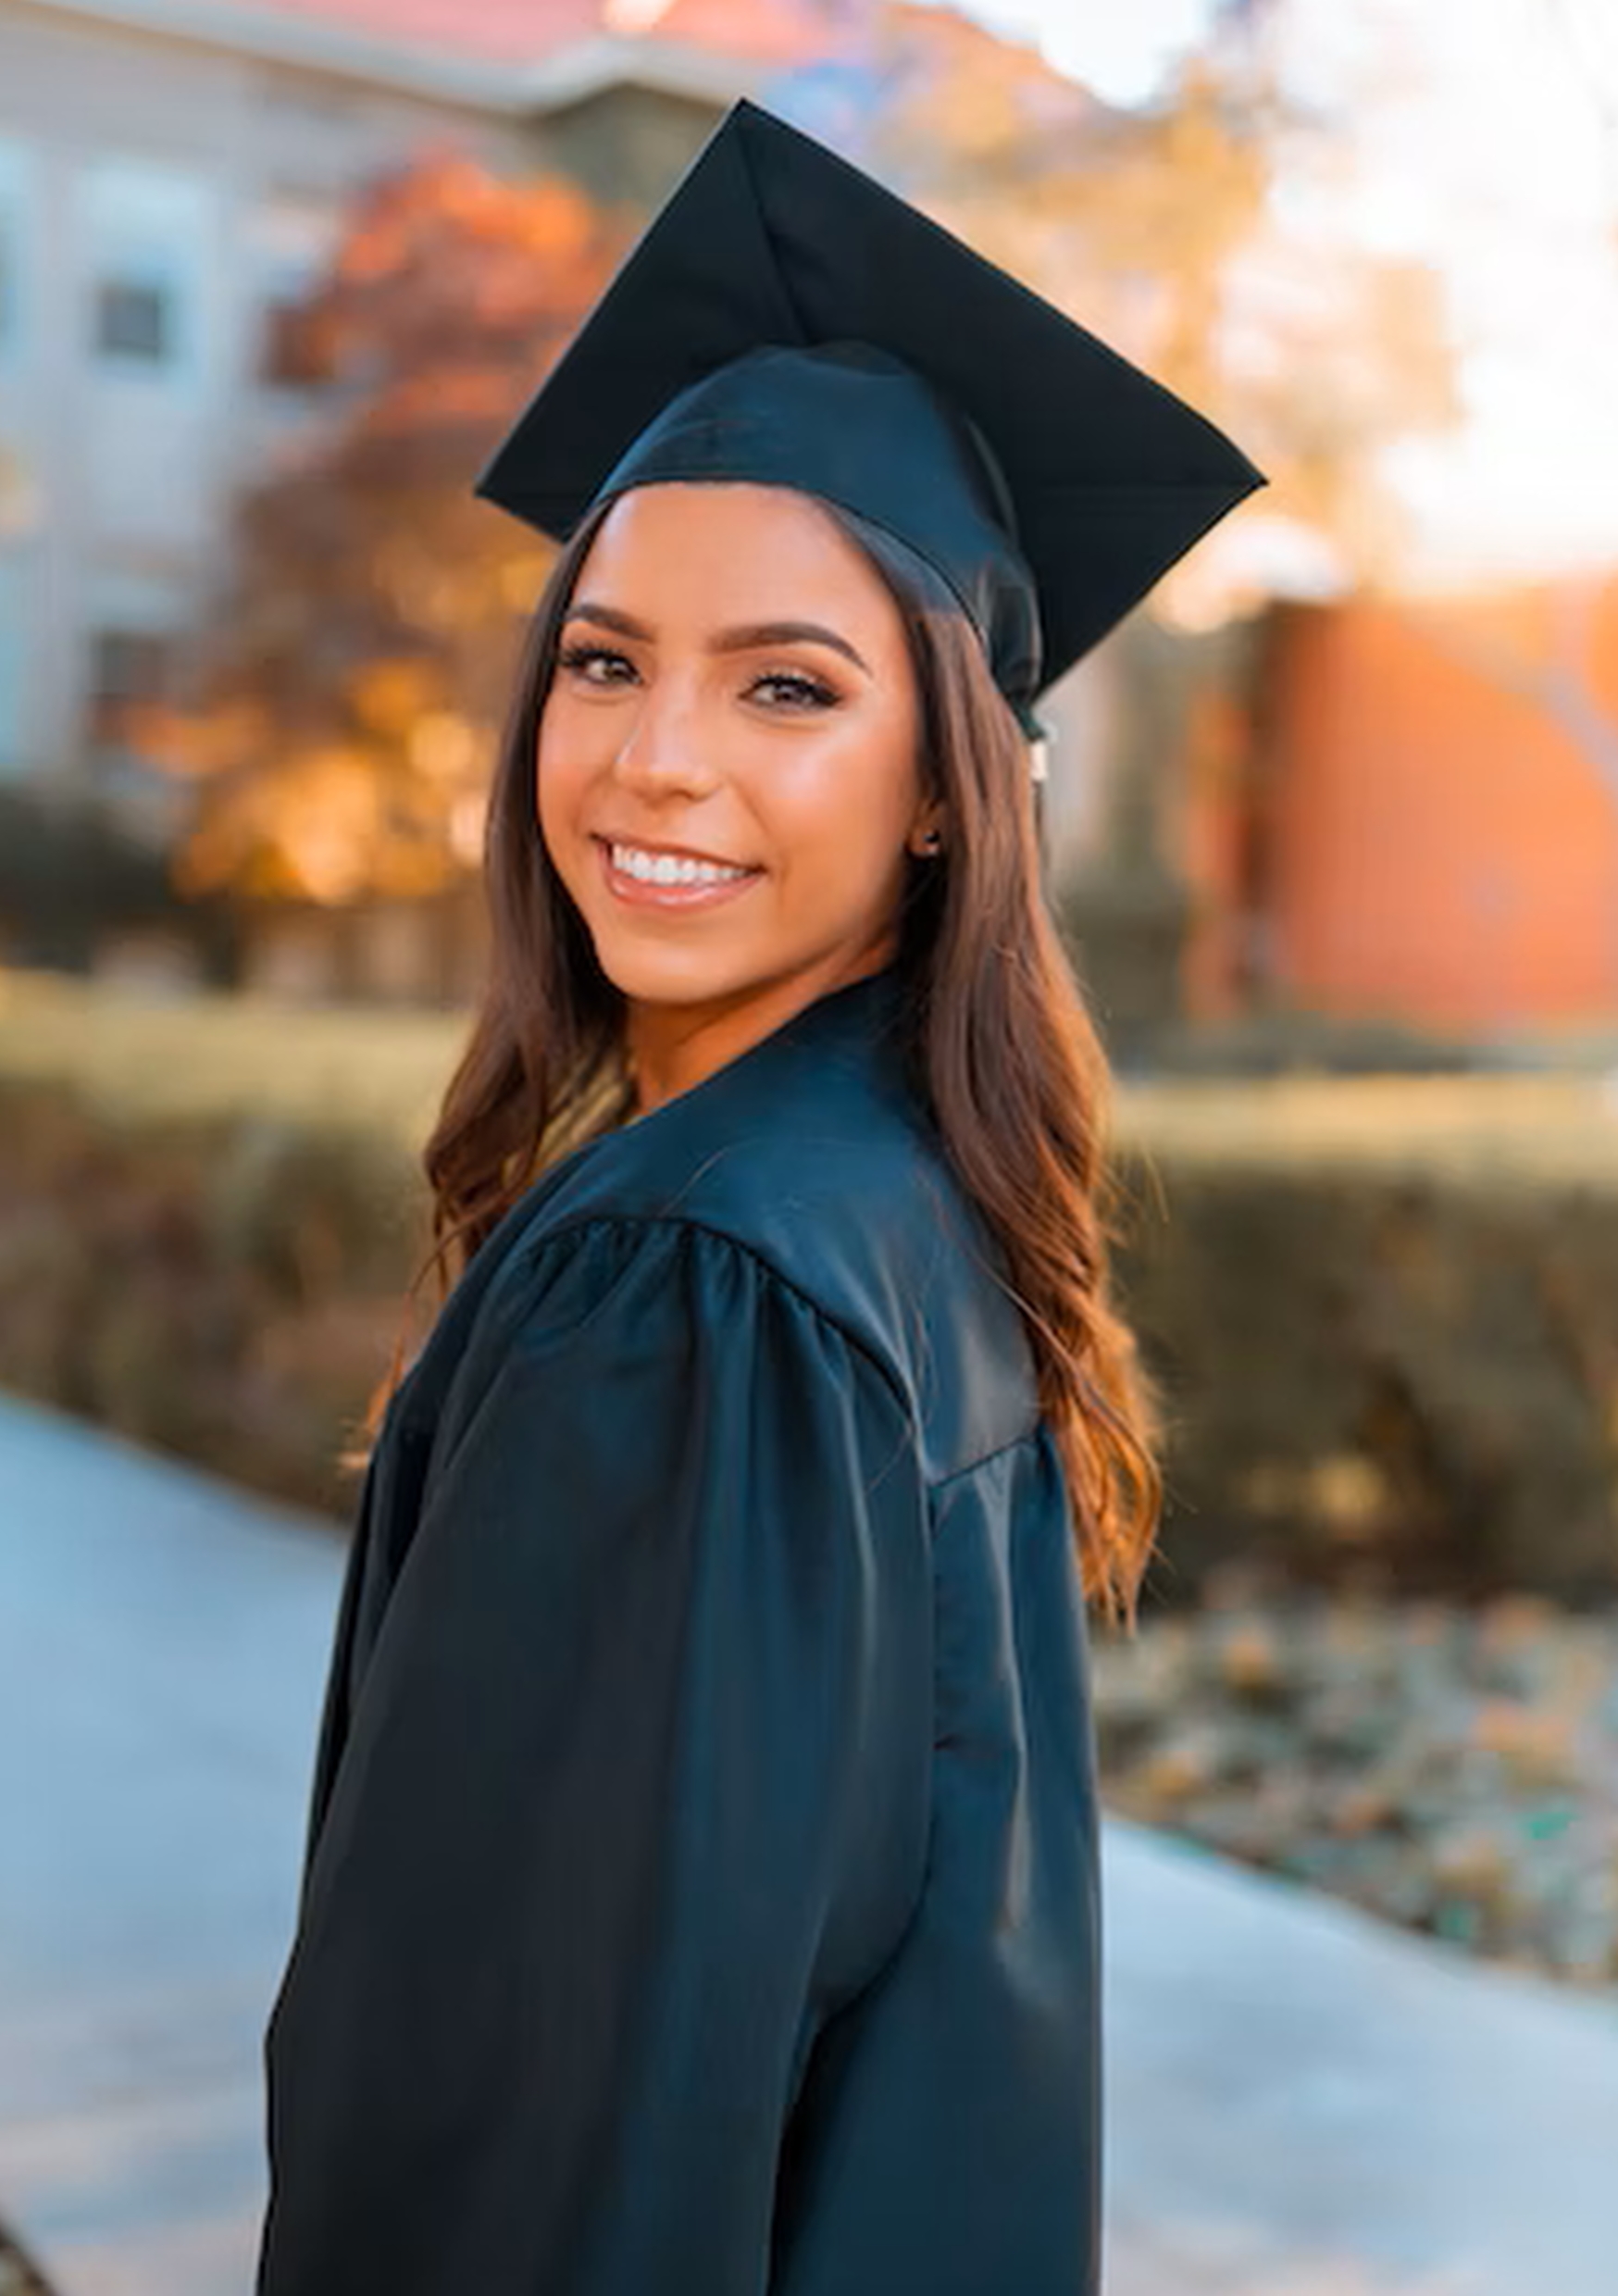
[1183,577,1618,1038]
[0,0,1136,1002]
[0,0,842,833]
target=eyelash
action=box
[555,641,840,712]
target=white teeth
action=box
[609,842,752,887]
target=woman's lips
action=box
[593,836,765,912]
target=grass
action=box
[0,967,460,1144]
[1118,1068,1618,1188]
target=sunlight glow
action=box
[958,0,1215,106]
[962,0,1618,586]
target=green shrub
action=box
[0,1074,424,1513]
[1115,1153,1618,1605]
[3,970,1616,1596]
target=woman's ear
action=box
[906,804,947,858]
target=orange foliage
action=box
[155,150,628,905]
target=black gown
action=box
[255,965,1103,2296]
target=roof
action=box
[28,0,1105,134]
[28,0,841,100]
[212,0,832,68]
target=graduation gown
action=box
[256,965,1104,2296]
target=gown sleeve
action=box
[256,1215,935,2296]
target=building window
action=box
[78,157,212,389]
[253,189,341,390]
[259,303,323,387]
[94,278,173,362]
[87,626,175,749]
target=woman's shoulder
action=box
[525,1107,944,1341]
[517,1015,938,1302]
[475,986,1039,1478]
[507,1090,935,1348]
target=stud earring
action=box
[919,828,943,855]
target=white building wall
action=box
[0,551,30,770]
[1040,648,1124,884]
[0,0,536,789]
[0,127,44,769]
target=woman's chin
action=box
[585,926,766,1013]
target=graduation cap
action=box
[477,97,1264,730]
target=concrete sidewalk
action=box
[2,1391,1615,2295]
[0,1396,333,2296]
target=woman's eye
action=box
[557,641,636,686]
[747,668,840,710]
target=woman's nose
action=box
[609,680,719,800]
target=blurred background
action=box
[1,1,1616,2290]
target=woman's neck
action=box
[623,942,895,1119]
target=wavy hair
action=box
[368,493,1164,1631]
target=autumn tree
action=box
[865,0,1459,598]
[152,153,628,906]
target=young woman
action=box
[255,101,1262,2296]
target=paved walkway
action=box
[2,1391,1615,2295]
[0,1398,333,2296]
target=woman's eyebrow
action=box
[566,601,651,641]
[566,601,869,675]
[712,619,870,674]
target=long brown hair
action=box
[377,491,1164,1631]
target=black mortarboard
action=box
[476,97,1263,723]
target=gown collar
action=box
[617,961,906,1140]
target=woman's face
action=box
[535,480,937,1028]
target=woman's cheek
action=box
[535,718,594,840]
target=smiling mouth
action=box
[595,835,762,888]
